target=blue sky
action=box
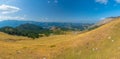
[0,0,120,23]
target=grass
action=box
[54,18,120,59]
[0,18,120,59]
[0,33,78,59]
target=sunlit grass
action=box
[0,18,120,59]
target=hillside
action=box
[0,18,120,59]
[96,17,116,26]
[0,33,78,59]
[0,32,31,42]
[55,17,120,59]
[0,24,44,39]
[88,17,117,31]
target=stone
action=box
[111,40,114,42]
[108,36,111,39]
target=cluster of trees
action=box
[0,23,64,39]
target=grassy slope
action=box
[0,32,31,42]
[0,18,120,59]
[55,18,120,59]
[0,33,78,59]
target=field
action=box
[0,18,120,59]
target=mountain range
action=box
[0,20,93,31]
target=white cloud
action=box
[95,0,108,5]
[115,0,120,3]
[54,0,58,3]
[0,16,26,21]
[0,4,20,14]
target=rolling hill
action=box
[0,17,120,59]
[54,17,120,59]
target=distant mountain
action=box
[16,23,43,31]
[96,17,117,26]
[0,20,93,31]
[0,20,29,27]
[88,17,119,30]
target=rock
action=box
[108,36,111,39]
[111,40,114,42]
[43,57,46,59]
[16,50,22,54]
[92,48,98,51]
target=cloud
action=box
[95,0,120,5]
[54,0,58,3]
[0,4,20,14]
[0,16,26,21]
[0,4,27,21]
[115,0,120,3]
[95,0,108,5]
